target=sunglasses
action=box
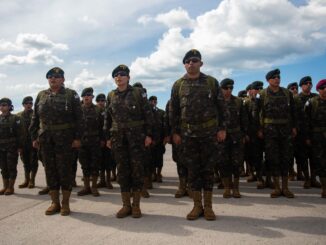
[83,93,93,97]
[271,75,280,79]
[222,86,234,90]
[318,85,326,90]
[24,102,33,105]
[302,82,312,85]
[290,87,298,90]
[114,71,128,77]
[254,87,263,90]
[97,99,106,102]
[48,74,63,79]
[0,104,8,107]
[185,58,200,64]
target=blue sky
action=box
[0,0,325,111]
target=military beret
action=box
[246,84,252,91]
[251,81,264,90]
[265,69,280,81]
[112,64,130,78]
[316,79,326,90]
[0,97,12,106]
[46,67,64,79]
[238,90,247,98]
[22,96,33,105]
[81,87,94,97]
[220,78,234,88]
[287,82,298,90]
[299,76,312,86]
[133,82,143,88]
[183,49,202,64]
[95,93,106,102]
[149,96,157,101]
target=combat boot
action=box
[265,175,274,189]
[116,192,132,218]
[28,170,37,188]
[256,176,265,189]
[310,175,321,188]
[320,177,326,198]
[296,165,304,181]
[222,178,231,198]
[288,167,296,181]
[132,191,142,218]
[106,171,113,189]
[19,172,30,188]
[0,178,9,195]
[187,185,193,199]
[281,176,294,198]
[111,169,117,181]
[4,178,15,195]
[39,186,50,195]
[61,190,71,216]
[77,177,91,196]
[97,171,106,188]
[157,167,163,183]
[232,178,241,198]
[303,169,311,189]
[91,175,100,197]
[186,191,204,220]
[141,177,150,198]
[147,176,153,189]
[270,177,282,198]
[203,191,216,221]
[247,173,257,183]
[152,172,157,182]
[175,177,187,198]
[45,190,61,215]
[217,181,224,189]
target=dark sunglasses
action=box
[271,75,280,79]
[114,71,128,77]
[0,103,8,107]
[24,102,33,105]
[222,86,234,90]
[254,87,263,90]
[290,87,298,90]
[302,82,312,85]
[48,74,63,79]
[185,58,200,64]
[318,85,326,90]
[97,99,106,102]
[83,93,93,97]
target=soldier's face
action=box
[222,87,233,98]
[97,100,106,108]
[268,75,280,88]
[0,104,9,114]
[318,86,326,99]
[301,82,312,93]
[23,102,33,111]
[48,76,64,90]
[82,95,93,105]
[114,74,129,88]
[150,100,157,107]
[184,57,202,75]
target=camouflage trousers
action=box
[99,147,115,172]
[312,133,326,178]
[78,144,101,177]
[151,144,165,169]
[0,147,18,179]
[247,134,264,177]
[293,133,316,175]
[111,129,146,192]
[172,143,188,179]
[20,144,38,173]
[181,135,216,191]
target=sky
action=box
[1,0,326,111]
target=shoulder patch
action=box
[142,92,147,98]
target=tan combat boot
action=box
[4,178,15,195]
[39,186,50,195]
[222,178,231,198]
[320,177,326,198]
[175,177,187,198]
[203,191,216,221]
[19,172,30,188]
[77,177,91,196]
[270,177,282,198]
[186,191,204,220]
[282,176,294,198]
[132,191,142,218]
[106,171,113,189]
[97,170,106,188]
[116,192,132,218]
[232,178,241,198]
[91,175,100,197]
[0,178,9,195]
[45,190,61,215]
[61,190,71,216]
[141,177,150,198]
[28,171,37,188]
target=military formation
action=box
[0,49,325,221]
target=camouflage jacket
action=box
[295,92,318,132]
[151,105,165,144]
[81,103,104,145]
[304,96,326,140]
[0,113,22,150]
[17,109,33,144]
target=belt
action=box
[40,123,74,131]
[112,120,144,130]
[227,127,241,133]
[312,127,326,133]
[263,118,288,124]
[0,137,16,144]
[181,118,217,130]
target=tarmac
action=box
[0,145,325,245]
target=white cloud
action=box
[78,15,100,27]
[0,73,7,79]
[137,15,153,25]
[155,7,195,29]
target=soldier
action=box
[30,67,83,216]
[0,98,22,195]
[238,90,248,98]
[170,49,226,220]
[77,88,104,197]
[218,78,249,198]
[255,69,297,198]
[287,82,299,96]
[17,96,39,189]
[304,79,326,198]
[105,65,153,218]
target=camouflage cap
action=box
[183,49,201,64]
[22,96,33,104]
[246,84,252,91]
[299,76,312,86]
[287,82,298,90]
[95,93,106,102]
[251,81,264,90]
[0,97,12,106]
[238,90,247,98]
[149,95,157,101]
[265,69,280,81]
[81,87,94,97]
[112,64,130,78]
[316,79,326,90]
[220,78,234,88]
[46,67,64,79]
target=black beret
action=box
[183,49,201,64]
[22,96,33,104]
[220,78,234,88]
[95,93,106,102]
[133,82,143,88]
[46,67,64,79]
[149,96,157,101]
[299,76,312,86]
[0,97,12,106]
[81,87,94,97]
[246,84,252,91]
[265,69,280,81]
[251,81,264,90]
[238,90,247,98]
[287,82,298,90]
[112,64,130,78]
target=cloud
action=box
[0,73,7,79]
[78,15,100,27]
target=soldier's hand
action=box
[72,139,81,149]
[32,140,39,149]
[257,129,264,139]
[217,130,226,142]
[145,136,152,147]
[305,139,311,146]
[292,128,297,138]
[106,140,112,149]
[172,134,182,145]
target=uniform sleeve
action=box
[240,99,249,135]
[71,90,83,140]
[141,92,154,137]
[98,109,105,141]
[29,93,41,141]
[104,93,113,140]
[14,115,23,148]
[254,92,264,130]
[303,100,313,140]
[170,82,181,134]
[214,81,226,131]
[164,100,171,137]
[289,92,297,129]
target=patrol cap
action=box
[287,82,298,90]
[238,90,247,98]
[0,97,12,106]
[81,87,94,97]
[316,79,326,90]
[246,84,252,91]
[149,96,157,101]
[133,82,143,88]
[299,76,312,86]
[265,69,280,81]
[112,64,130,78]
[251,81,264,90]
[220,78,234,89]
[46,67,64,79]
[95,93,106,102]
[22,96,33,105]
[183,49,201,64]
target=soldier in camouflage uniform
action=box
[170,49,226,220]
[255,69,297,198]
[218,79,249,198]
[105,65,153,218]
[0,98,22,195]
[17,96,39,189]
[30,67,83,216]
[77,87,104,197]
[304,79,326,198]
